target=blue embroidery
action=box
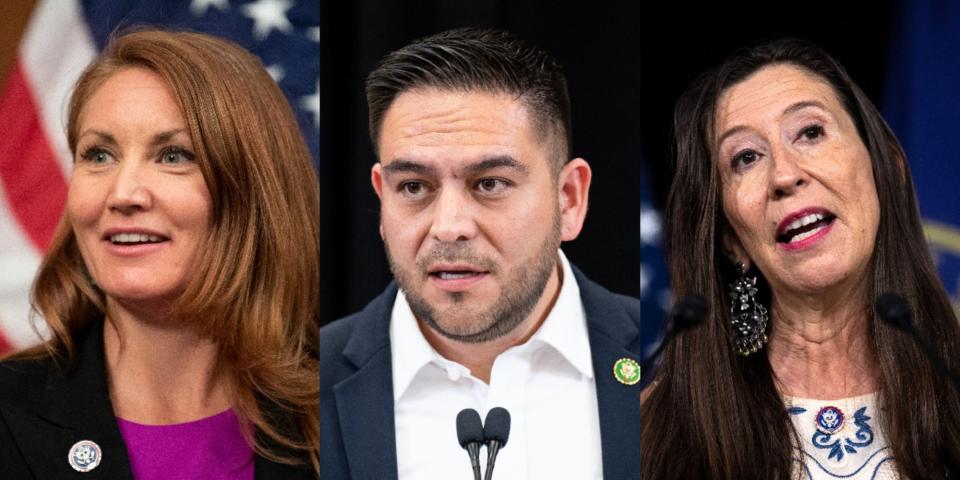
[793,447,894,478]
[811,406,874,461]
[788,406,807,415]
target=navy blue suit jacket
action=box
[320,266,641,480]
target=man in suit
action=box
[321,27,641,479]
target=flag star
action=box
[307,26,320,42]
[266,64,285,82]
[242,0,295,41]
[300,79,319,127]
[640,264,652,298]
[190,0,230,17]
[640,203,661,246]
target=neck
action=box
[104,299,231,424]
[767,283,877,399]
[420,260,563,384]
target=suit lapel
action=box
[575,268,642,480]
[334,284,399,480]
[26,320,135,479]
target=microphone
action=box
[640,294,708,380]
[456,408,484,480]
[875,293,960,389]
[482,407,511,480]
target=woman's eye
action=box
[731,150,760,170]
[79,147,114,164]
[159,148,195,164]
[799,124,825,141]
[476,178,509,194]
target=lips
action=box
[427,264,490,292]
[776,208,836,245]
[102,229,170,246]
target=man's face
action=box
[372,88,562,343]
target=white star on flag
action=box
[242,0,295,41]
[640,204,662,246]
[190,0,230,17]
[301,79,319,127]
[266,64,285,82]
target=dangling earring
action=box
[729,261,768,356]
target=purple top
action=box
[117,409,254,480]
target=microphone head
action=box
[456,408,484,448]
[483,407,511,446]
[875,292,914,332]
[671,294,708,332]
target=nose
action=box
[428,187,477,243]
[106,160,152,214]
[768,147,809,200]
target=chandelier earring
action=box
[728,261,768,356]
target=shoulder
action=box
[572,265,640,324]
[0,354,55,412]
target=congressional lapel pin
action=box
[68,440,102,472]
[815,405,845,435]
[613,357,640,386]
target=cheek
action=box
[65,178,102,232]
[381,206,426,257]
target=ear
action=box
[557,158,592,241]
[720,224,750,271]
[371,162,385,240]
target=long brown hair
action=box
[641,38,960,478]
[29,29,319,472]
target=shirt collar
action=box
[529,249,593,380]
[389,249,593,403]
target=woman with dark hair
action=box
[0,30,319,478]
[641,38,960,479]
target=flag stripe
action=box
[0,61,67,252]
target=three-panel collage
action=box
[1,1,959,479]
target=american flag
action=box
[0,0,319,355]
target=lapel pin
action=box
[68,440,102,472]
[613,357,640,386]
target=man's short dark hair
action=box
[366,27,572,171]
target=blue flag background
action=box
[884,0,960,310]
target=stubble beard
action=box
[386,209,562,344]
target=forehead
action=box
[378,88,544,167]
[715,64,843,135]
[79,67,184,127]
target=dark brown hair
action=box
[641,38,960,478]
[365,26,572,171]
[28,29,319,472]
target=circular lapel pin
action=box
[815,406,845,435]
[613,357,641,385]
[68,440,102,472]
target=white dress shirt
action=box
[391,250,604,480]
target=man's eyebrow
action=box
[381,159,435,176]
[465,156,529,176]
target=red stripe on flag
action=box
[0,60,68,252]
[0,328,10,356]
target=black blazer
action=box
[320,265,642,480]
[0,320,314,479]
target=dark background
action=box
[319,1,642,324]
